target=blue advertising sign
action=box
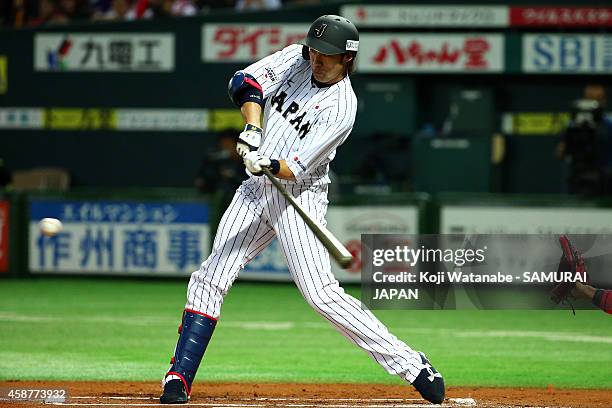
[523,34,612,73]
[242,240,290,281]
[29,200,210,276]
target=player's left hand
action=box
[237,124,262,158]
[243,151,271,176]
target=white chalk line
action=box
[0,311,609,344]
[70,397,429,401]
[43,396,477,407]
[70,397,474,403]
[0,395,560,408]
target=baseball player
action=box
[160,15,445,405]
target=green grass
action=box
[0,278,611,388]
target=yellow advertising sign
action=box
[209,109,243,131]
[45,108,116,130]
[513,113,571,135]
[0,56,7,94]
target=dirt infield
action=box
[0,381,610,408]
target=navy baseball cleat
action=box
[411,352,445,404]
[160,379,188,404]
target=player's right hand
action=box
[243,151,271,176]
[237,124,262,157]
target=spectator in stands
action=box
[358,146,391,185]
[579,84,612,138]
[29,0,69,25]
[170,0,197,15]
[93,0,135,20]
[194,130,246,196]
[196,0,234,11]
[235,0,281,12]
[557,84,612,195]
[89,0,111,15]
[132,0,197,18]
[59,0,92,21]
[356,132,410,191]
[586,84,612,140]
[136,0,169,18]
[4,0,37,27]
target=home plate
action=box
[448,398,476,406]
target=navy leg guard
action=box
[165,310,217,395]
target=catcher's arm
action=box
[571,282,596,300]
[593,289,612,314]
[573,284,612,315]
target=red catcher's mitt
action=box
[551,235,590,312]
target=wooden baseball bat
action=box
[262,168,354,269]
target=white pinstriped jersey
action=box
[244,44,357,186]
[178,43,426,389]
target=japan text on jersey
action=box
[244,44,357,185]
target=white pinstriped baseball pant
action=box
[185,177,424,382]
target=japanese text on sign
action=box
[358,34,504,73]
[202,24,308,62]
[29,200,209,276]
[34,33,175,72]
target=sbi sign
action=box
[523,34,612,73]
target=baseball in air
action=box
[39,218,63,236]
